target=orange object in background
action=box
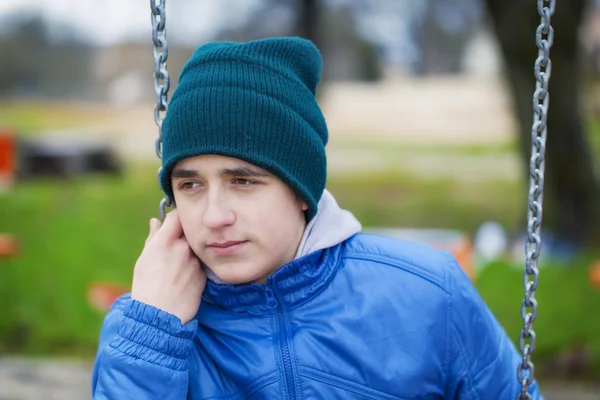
[87,282,130,312]
[433,235,475,280]
[364,228,476,281]
[590,261,600,290]
[0,234,19,259]
[0,127,16,189]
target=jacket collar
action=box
[200,243,343,314]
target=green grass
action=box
[0,100,111,135]
[327,169,524,235]
[476,258,600,379]
[1,101,600,381]
[327,137,519,157]
[0,164,164,356]
[1,161,599,382]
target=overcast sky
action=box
[0,0,265,46]
[2,0,597,46]
[2,0,575,68]
[0,0,433,69]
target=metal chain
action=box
[147,1,553,395]
[517,0,555,398]
[150,0,172,220]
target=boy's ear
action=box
[295,194,309,211]
[294,193,308,212]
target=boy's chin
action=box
[205,262,270,285]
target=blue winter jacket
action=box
[92,230,542,399]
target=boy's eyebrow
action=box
[219,166,271,178]
[171,168,199,179]
[171,166,271,179]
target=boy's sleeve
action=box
[91,294,197,400]
[442,253,544,399]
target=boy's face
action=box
[171,155,308,285]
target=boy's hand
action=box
[131,209,206,324]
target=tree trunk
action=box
[297,0,320,46]
[484,0,599,247]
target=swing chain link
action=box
[517,0,554,398]
[150,0,172,220]
[147,0,554,394]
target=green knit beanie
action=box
[160,36,328,221]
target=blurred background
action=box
[1,0,599,398]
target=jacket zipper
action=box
[265,285,298,400]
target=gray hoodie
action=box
[294,189,362,259]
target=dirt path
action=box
[0,357,597,400]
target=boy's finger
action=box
[155,209,183,241]
[146,218,162,244]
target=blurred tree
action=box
[485,0,599,248]
[0,15,48,94]
[414,0,482,75]
[297,0,320,46]
[0,13,93,98]
[308,1,382,82]
[212,0,382,82]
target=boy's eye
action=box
[233,178,256,186]
[179,181,200,190]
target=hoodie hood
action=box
[205,189,361,284]
[294,189,362,259]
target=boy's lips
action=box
[206,240,248,256]
[208,241,246,248]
